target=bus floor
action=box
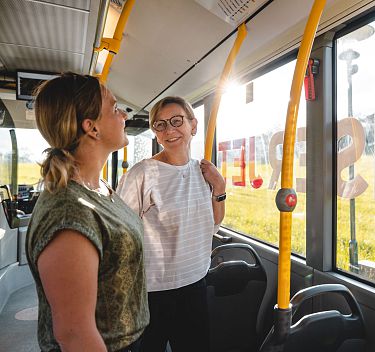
[0,284,175,352]
[0,283,39,352]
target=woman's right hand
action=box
[200,159,226,195]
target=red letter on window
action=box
[232,138,246,186]
[218,141,231,183]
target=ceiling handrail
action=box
[96,0,135,83]
[90,0,136,180]
[89,0,111,75]
[204,23,247,161]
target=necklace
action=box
[159,152,191,178]
[79,179,115,203]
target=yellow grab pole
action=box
[102,162,108,181]
[277,0,326,309]
[94,0,136,179]
[100,52,115,84]
[113,0,135,42]
[204,23,247,161]
[123,146,128,174]
[97,0,136,84]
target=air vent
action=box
[110,0,125,8]
[111,0,124,5]
[195,0,269,26]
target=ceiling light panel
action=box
[195,0,269,26]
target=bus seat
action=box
[260,284,366,352]
[206,243,267,352]
[0,185,33,229]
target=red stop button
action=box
[285,194,297,207]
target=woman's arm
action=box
[38,230,107,352]
[200,159,226,225]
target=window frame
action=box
[205,51,317,258]
[332,11,375,287]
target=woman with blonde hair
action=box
[117,96,226,352]
[26,72,149,352]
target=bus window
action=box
[15,129,49,187]
[118,131,153,174]
[191,104,205,160]
[216,60,307,256]
[0,128,12,188]
[336,22,375,283]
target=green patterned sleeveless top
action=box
[26,180,149,351]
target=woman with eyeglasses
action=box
[117,96,226,352]
[26,72,149,352]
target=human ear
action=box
[82,119,99,139]
[191,118,198,136]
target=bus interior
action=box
[0,0,374,351]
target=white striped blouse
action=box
[117,158,218,292]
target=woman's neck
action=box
[158,150,190,166]
[75,172,101,190]
[72,144,108,189]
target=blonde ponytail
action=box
[40,148,77,193]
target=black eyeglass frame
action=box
[152,114,187,132]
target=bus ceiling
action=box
[104,0,362,112]
[0,0,373,118]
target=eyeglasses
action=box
[153,115,185,132]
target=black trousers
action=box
[139,278,209,352]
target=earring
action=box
[96,133,100,138]
[192,132,196,136]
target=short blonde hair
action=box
[149,96,195,131]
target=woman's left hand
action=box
[200,159,226,194]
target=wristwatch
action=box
[213,192,226,202]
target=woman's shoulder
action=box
[29,185,75,233]
[189,158,202,172]
[190,158,200,166]
[33,182,84,214]
[117,159,156,191]
[123,158,155,177]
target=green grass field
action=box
[222,157,374,274]
[17,162,43,186]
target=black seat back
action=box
[260,284,366,352]
[206,243,267,352]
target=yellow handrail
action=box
[204,23,247,161]
[277,0,326,309]
[96,0,136,84]
[102,163,108,181]
[94,0,136,180]
[123,146,128,174]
